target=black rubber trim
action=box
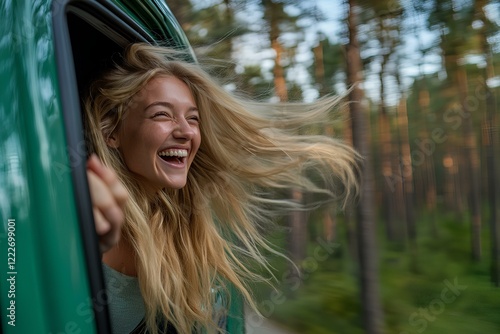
[65,0,155,46]
[51,1,149,333]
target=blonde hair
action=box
[84,43,359,333]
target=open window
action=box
[52,1,154,332]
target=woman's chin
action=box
[160,179,187,190]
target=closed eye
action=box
[152,111,172,119]
[187,115,200,124]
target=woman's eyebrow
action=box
[144,101,199,113]
[144,101,173,112]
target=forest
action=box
[167,0,500,333]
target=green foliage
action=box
[169,0,249,82]
[309,38,346,96]
[237,65,273,100]
[251,212,500,334]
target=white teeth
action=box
[158,149,188,157]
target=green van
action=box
[0,1,245,333]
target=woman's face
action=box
[109,75,201,191]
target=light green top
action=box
[102,263,146,334]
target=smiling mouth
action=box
[158,149,188,165]
[160,156,184,164]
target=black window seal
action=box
[52,1,150,332]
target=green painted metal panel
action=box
[226,284,246,333]
[0,1,95,333]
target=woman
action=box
[84,43,359,334]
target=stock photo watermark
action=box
[5,219,17,327]
[400,277,467,334]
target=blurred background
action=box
[167,0,499,333]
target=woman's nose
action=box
[173,119,195,140]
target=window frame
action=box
[52,1,152,332]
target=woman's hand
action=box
[87,154,128,254]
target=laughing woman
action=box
[84,43,359,334]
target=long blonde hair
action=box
[84,43,359,333]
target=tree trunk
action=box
[443,152,455,209]
[484,74,500,286]
[271,38,288,102]
[346,0,384,332]
[413,14,438,222]
[167,1,192,28]
[343,116,358,260]
[393,57,417,251]
[313,40,329,98]
[323,121,337,242]
[456,67,482,261]
[378,58,398,242]
[323,208,336,243]
[417,81,438,236]
[264,0,288,103]
[475,0,500,285]
[287,189,307,267]
[397,96,420,274]
[262,0,305,279]
[221,0,235,76]
[455,149,467,215]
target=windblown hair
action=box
[84,43,359,333]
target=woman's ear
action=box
[106,133,120,149]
